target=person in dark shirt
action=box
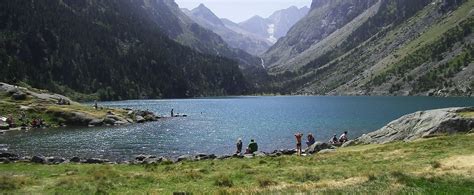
[306,133,316,147]
[247,139,258,153]
[236,138,243,155]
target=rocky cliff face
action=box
[354,107,474,144]
[141,0,261,68]
[262,0,379,71]
[260,0,473,97]
[239,6,310,44]
[183,4,271,55]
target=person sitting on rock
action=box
[31,118,38,128]
[236,138,243,155]
[6,114,14,128]
[247,139,258,154]
[295,133,303,156]
[306,133,316,147]
[339,131,349,143]
[330,134,339,145]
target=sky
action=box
[175,0,312,23]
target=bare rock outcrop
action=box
[355,107,474,144]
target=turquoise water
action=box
[0,96,473,160]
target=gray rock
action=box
[217,155,232,160]
[114,121,127,126]
[195,153,216,160]
[244,154,254,159]
[319,149,336,154]
[135,116,146,123]
[281,149,296,155]
[103,116,117,125]
[70,157,81,163]
[135,154,156,161]
[355,107,474,144]
[0,157,10,163]
[177,155,194,162]
[88,119,104,127]
[253,151,267,157]
[84,158,110,164]
[46,157,66,164]
[0,153,18,158]
[11,91,27,100]
[305,142,331,154]
[341,140,356,147]
[31,156,46,164]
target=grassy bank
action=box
[0,84,131,128]
[1,134,473,194]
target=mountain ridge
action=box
[260,0,473,97]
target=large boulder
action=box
[84,158,110,164]
[0,153,18,158]
[176,155,194,162]
[31,156,46,164]
[46,157,66,164]
[195,153,216,160]
[135,116,146,123]
[355,107,474,144]
[305,142,331,154]
[70,157,81,163]
[88,119,104,127]
[11,91,27,100]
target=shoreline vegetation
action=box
[0,82,160,132]
[1,82,473,193]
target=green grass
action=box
[0,88,128,127]
[459,111,474,118]
[0,134,473,194]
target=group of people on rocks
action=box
[235,131,349,155]
[235,138,259,155]
[2,111,46,129]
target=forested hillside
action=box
[0,0,250,100]
[261,0,473,97]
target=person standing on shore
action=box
[295,133,303,156]
[236,138,243,155]
[306,133,316,147]
[171,109,174,117]
[94,100,98,110]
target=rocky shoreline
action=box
[1,105,473,166]
[0,82,161,131]
[0,141,337,165]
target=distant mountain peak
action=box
[191,3,223,26]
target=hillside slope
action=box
[0,0,250,100]
[262,0,473,97]
[239,6,310,44]
[141,0,261,68]
[183,4,271,55]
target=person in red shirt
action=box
[295,133,303,156]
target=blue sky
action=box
[175,0,312,23]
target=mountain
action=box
[139,0,260,68]
[261,0,473,97]
[239,6,310,44]
[184,4,271,55]
[0,0,251,100]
